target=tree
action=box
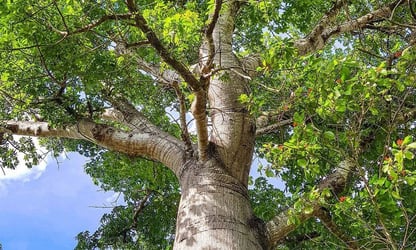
[1,0,416,249]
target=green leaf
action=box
[265,168,274,177]
[323,131,335,141]
[404,151,414,160]
[373,177,386,186]
[403,136,413,146]
[304,204,314,214]
[1,72,9,82]
[239,93,249,103]
[391,191,402,200]
[297,158,307,168]
[369,107,379,115]
[405,176,416,186]
[293,111,304,123]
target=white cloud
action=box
[0,136,49,196]
[0,158,47,181]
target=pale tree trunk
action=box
[172,1,265,248]
[174,159,267,250]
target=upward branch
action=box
[295,0,406,55]
[105,95,160,133]
[125,0,201,91]
[203,0,223,71]
[125,0,211,161]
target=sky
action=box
[0,149,119,250]
[0,137,283,250]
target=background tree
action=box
[1,0,416,249]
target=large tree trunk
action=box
[174,159,267,250]
[173,1,263,248]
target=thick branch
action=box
[203,0,222,71]
[1,120,85,139]
[191,89,209,160]
[266,159,355,247]
[124,0,211,161]
[105,95,161,134]
[265,206,316,249]
[295,0,406,55]
[115,42,179,85]
[125,0,201,91]
[256,110,292,136]
[2,120,185,175]
[241,53,262,79]
[303,0,346,45]
[101,108,125,123]
[256,119,292,136]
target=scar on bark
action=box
[91,124,111,141]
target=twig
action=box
[125,0,201,91]
[204,0,222,72]
[52,0,69,32]
[171,82,193,156]
[409,0,416,20]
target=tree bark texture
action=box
[174,159,268,250]
[172,1,262,248]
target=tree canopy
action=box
[1,0,416,249]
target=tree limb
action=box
[282,231,321,245]
[124,0,210,160]
[241,53,262,79]
[256,119,292,136]
[256,110,292,136]
[203,0,222,72]
[1,119,185,175]
[105,95,164,134]
[266,159,355,248]
[191,89,209,160]
[125,0,201,91]
[114,42,179,85]
[51,13,133,36]
[172,81,193,156]
[409,0,416,21]
[295,0,406,55]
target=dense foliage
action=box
[1,0,416,249]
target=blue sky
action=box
[0,136,283,250]
[0,152,118,250]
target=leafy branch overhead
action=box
[1,0,416,249]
